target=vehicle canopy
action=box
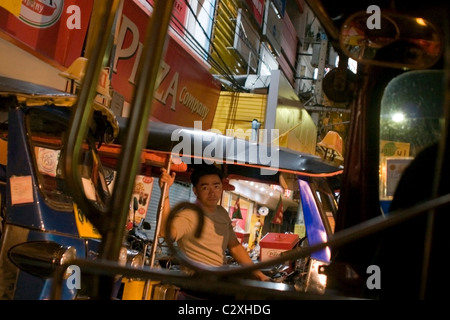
[111,116,343,181]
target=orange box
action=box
[260,233,299,271]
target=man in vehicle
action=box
[159,164,270,289]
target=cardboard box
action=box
[260,233,299,271]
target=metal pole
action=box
[104,0,175,262]
[64,0,120,236]
[150,154,173,267]
[104,0,174,299]
[143,154,172,299]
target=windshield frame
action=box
[25,107,112,212]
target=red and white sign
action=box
[112,0,221,129]
[1,0,221,128]
[20,0,64,27]
[0,0,93,67]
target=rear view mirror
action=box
[339,11,443,69]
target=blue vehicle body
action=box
[0,77,110,300]
[298,178,331,264]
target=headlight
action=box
[8,241,76,279]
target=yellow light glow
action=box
[415,18,427,26]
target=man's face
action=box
[193,174,223,209]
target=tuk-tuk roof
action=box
[0,76,76,107]
[0,76,119,139]
[115,117,344,179]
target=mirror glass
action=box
[340,11,443,69]
[379,70,444,208]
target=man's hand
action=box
[254,270,271,282]
[159,168,176,190]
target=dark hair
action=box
[190,164,223,186]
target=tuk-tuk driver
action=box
[159,164,270,282]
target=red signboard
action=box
[0,0,220,129]
[0,0,93,67]
[112,0,221,129]
[143,0,187,36]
